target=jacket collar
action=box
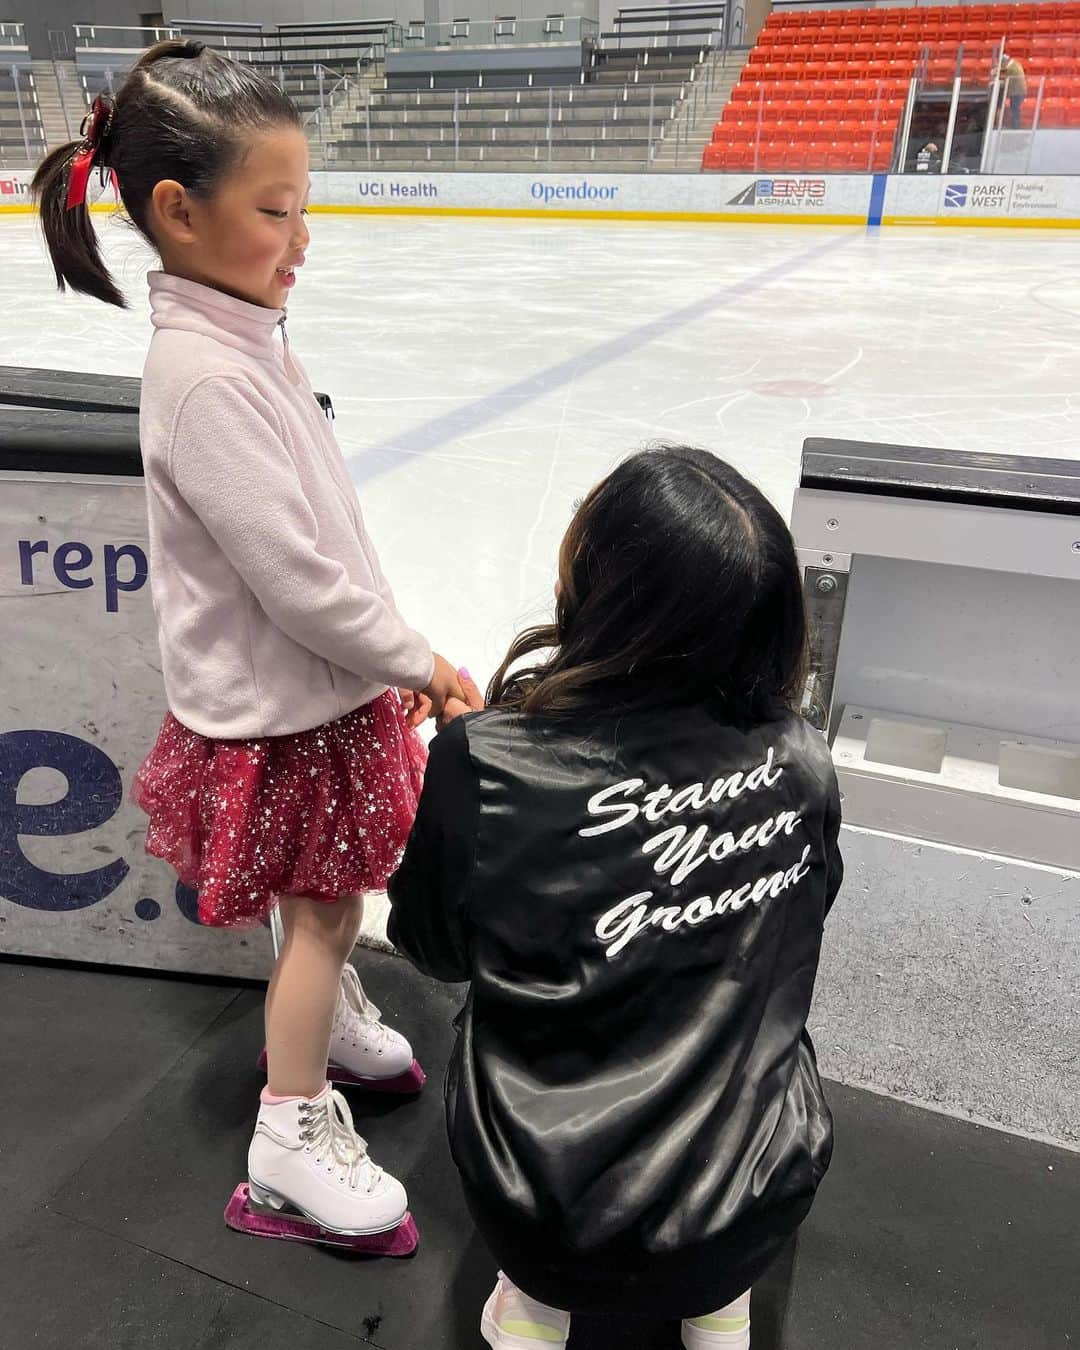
[148,271,285,364]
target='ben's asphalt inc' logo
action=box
[728,179,827,208]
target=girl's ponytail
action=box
[32,122,125,309]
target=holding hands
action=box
[400,657,484,729]
[437,669,485,729]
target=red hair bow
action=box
[66,95,117,211]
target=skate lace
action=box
[338,964,392,1051]
[298,1088,383,1191]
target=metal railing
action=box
[301,65,357,168]
[73,24,180,51]
[0,22,29,51]
[670,45,737,165]
[0,65,46,168]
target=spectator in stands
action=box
[1000,52,1027,129]
[389,447,845,1350]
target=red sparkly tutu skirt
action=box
[132,692,427,928]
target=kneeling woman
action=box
[388,447,844,1349]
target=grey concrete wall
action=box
[0,0,602,52]
[386,41,587,75]
[163,0,600,25]
[811,827,1080,1149]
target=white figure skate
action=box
[226,1084,418,1255]
[257,964,426,1095]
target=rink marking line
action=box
[1,204,862,226]
[4,204,1079,229]
[351,229,854,484]
[883,215,1080,229]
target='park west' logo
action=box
[944,181,1011,212]
[728,179,827,208]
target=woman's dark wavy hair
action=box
[488,446,808,723]
[32,39,300,308]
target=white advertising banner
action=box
[0,168,32,203]
[309,168,874,221]
[0,470,267,978]
[882,172,1080,224]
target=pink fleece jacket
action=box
[139,271,434,740]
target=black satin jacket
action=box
[387,703,843,1317]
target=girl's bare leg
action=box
[263,894,363,1098]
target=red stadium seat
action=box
[759,143,790,169]
[1039,97,1068,125]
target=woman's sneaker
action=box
[681,1290,751,1349]
[247,1083,408,1235]
[480,1272,571,1349]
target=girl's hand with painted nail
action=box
[437,668,486,730]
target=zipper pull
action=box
[278,313,301,384]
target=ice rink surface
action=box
[3,213,1078,682]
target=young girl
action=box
[388,447,844,1346]
[33,39,466,1248]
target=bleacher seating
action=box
[332,76,693,167]
[0,25,45,169]
[703,0,1080,172]
[332,40,709,167]
[0,65,46,168]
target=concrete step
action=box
[650,48,751,168]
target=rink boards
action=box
[3,168,1080,226]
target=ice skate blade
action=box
[224,1183,419,1255]
[256,1047,426,1095]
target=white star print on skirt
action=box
[132,691,426,927]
